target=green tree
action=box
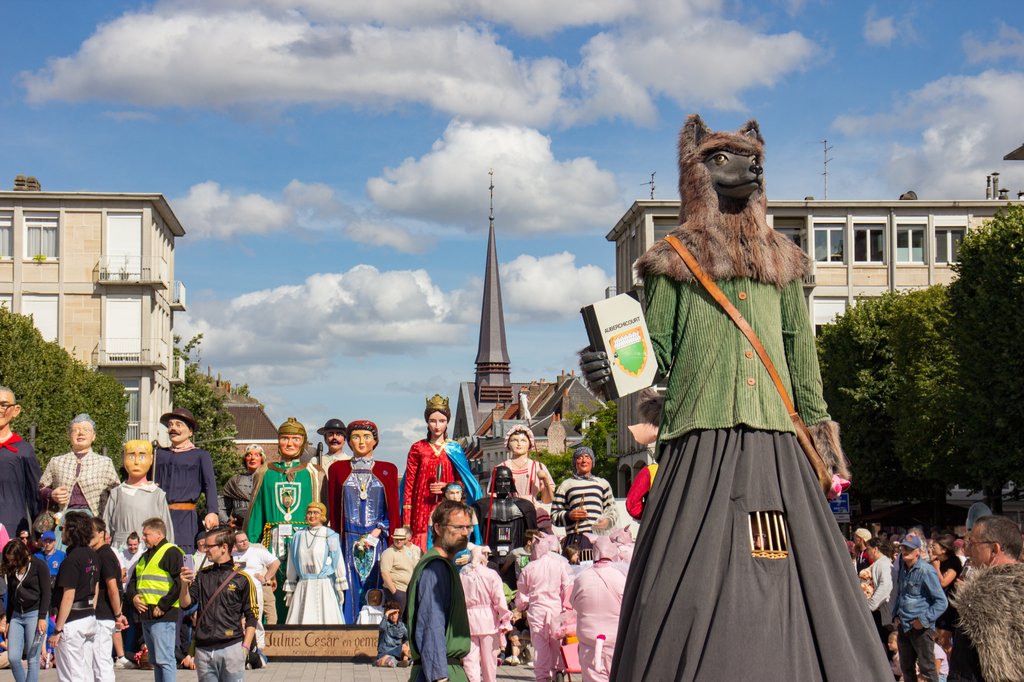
[0,307,128,469]
[888,287,963,513]
[533,450,574,488]
[171,335,239,489]
[818,294,910,508]
[948,205,1024,510]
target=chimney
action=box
[13,175,41,191]
[998,188,1010,200]
[986,175,992,200]
[992,172,1000,200]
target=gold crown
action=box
[278,417,307,439]
[425,394,450,411]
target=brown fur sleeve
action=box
[807,420,850,480]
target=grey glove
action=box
[579,347,612,391]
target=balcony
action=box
[170,281,187,311]
[93,337,169,368]
[96,256,168,288]
[169,354,186,383]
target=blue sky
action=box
[3,1,1023,464]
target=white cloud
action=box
[187,0,635,36]
[500,252,613,320]
[964,22,1024,64]
[863,13,897,46]
[22,3,818,126]
[179,248,609,382]
[181,265,467,382]
[22,11,567,126]
[831,70,1024,199]
[367,120,623,235]
[175,181,295,239]
[343,221,436,254]
[571,16,818,121]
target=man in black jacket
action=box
[180,527,257,681]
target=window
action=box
[935,228,965,264]
[122,379,141,440]
[854,224,885,263]
[896,225,925,263]
[813,297,848,335]
[25,212,59,259]
[774,217,805,250]
[0,212,11,258]
[814,223,844,263]
[22,295,58,342]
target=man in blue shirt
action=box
[893,535,947,682]
[34,531,66,580]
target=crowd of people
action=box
[848,512,1023,682]
[2,375,1022,682]
[0,387,634,681]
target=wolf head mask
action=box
[636,114,807,287]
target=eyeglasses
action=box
[0,403,15,410]
[965,539,995,550]
[444,524,474,532]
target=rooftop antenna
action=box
[641,171,656,199]
[820,139,834,199]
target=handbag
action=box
[664,235,834,496]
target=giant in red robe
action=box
[401,439,482,551]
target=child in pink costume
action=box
[460,546,512,682]
[570,537,626,682]
[515,534,573,682]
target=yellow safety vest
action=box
[135,542,181,608]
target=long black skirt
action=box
[610,428,891,681]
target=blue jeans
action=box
[142,620,177,682]
[7,609,44,682]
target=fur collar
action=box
[635,114,808,288]
[952,562,1024,682]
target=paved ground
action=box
[34,660,538,681]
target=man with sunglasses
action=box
[948,515,1022,682]
[0,387,42,538]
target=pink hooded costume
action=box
[515,533,573,682]
[460,546,512,682]
[570,537,626,682]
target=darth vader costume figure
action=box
[472,465,537,588]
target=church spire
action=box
[475,170,512,404]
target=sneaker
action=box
[114,657,135,669]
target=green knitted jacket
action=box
[644,273,831,443]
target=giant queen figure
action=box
[402,395,482,551]
[327,419,400,623]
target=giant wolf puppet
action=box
[601,115,891,680]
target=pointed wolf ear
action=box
[681,114,711,154]
[739,119,764,145]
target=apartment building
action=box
[606,197,1022,490]
[0,177,187,441]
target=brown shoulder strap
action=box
[663,235,832,492]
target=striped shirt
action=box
[551,476,617,534]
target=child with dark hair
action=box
[375,600,410,667]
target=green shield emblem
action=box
[611,327,648,377]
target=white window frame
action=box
[896,224,926,263]
[24,212,59,260]
[21,294,59,342]
[934,227,965,264]
[853,223,886,264]
[813,223,845,263]
[0,212,12,259]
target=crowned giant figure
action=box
[247,418,328,617]
[327,420,400,623]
